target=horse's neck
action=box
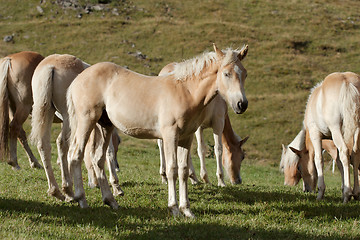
[290,128,306,149]
[222,113,239,148]
[184,65,219,107]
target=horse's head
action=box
[223,136,249,184]
[281,144,302,186]
[289,146,317,192]
[214,44,248,114]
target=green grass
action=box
[1,0,360,239]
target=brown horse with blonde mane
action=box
[0,51,44,169]
[66,44,248,217]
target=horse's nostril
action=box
[237,100,248,113]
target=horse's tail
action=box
[30,64,55,145]
[339,80,360,152]
[0,57,10,161]
[66,83,77,144]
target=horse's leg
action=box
[308,129,325,200]
[8,108,28,170]
[188,155,199,185]
[330,127,352,203]
[158,139,168,184]
[195,127,209,184]
[89,124,118,209]
[84,142,98,188]
[178,136,195,218]
[352,151,360,200]
[213,132,225,187]
[56,119,74,201]
[162,129,179,217]
[68,119,96,208]
[17,126,42,169]
[36,108,65,201]
[335,151,344,192]
[106,133,124,197]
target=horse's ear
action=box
[239,136,249,147]
[289,147,301,157]
[213,43,224,58]
[282,144,286,152]
[238,45,248,61]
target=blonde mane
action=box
[172,46,245,80]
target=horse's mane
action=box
[282,128,306,168]
[172,46,246,80]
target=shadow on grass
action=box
[189,183,360,221]
[0,183,359,239]
[0,196,355,240]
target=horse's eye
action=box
[223,72,230,78]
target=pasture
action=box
[1,0,360,239]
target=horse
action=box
[66,44,248,217]
[0,51,44,170]
[30,53,124,201]
[280,129,338,191]
[158,63,249,187]
[283,72,360,202]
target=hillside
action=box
[1,0,360,164]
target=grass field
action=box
[1,0,360,239]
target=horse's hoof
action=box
[48,188,66,201]
[218,180,226,187]
[62,185,74,198]
[30,161,43,169]
[113,187,124,197]
[180,207,195,219]
[104,198,119,209]
[65,195,74,203]
[78,199,89,208]
[190,175,201,185]
[161,176,168,184]
[168,205,181,217]
[200,174,209,184]
[11,165,21,170]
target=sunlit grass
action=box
[1,0,360,239]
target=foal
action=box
[283,72,360,202]
[0,51,44,169]
[158,63,248,186]
[31,54,124,201]
[66,44,248,217]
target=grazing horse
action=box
[0,51,44,169]
[66,44,248,217]
[158,63,249,186]
[280,129,338,191]
[284,72,360,202]
[30,54,124,201]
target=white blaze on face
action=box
[232,65,246,100]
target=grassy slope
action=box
[1,0,360,239]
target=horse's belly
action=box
[109,114,161,139]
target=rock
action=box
[36,6,44,14]
[3,35,13,42]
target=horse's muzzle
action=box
[237,100,248,114]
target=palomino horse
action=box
[0,51,44,169]
[158,63,249,186]
[66,44,248,217]
[280,129,338,190]
[30,54,124,201]
[284,72,360,202]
